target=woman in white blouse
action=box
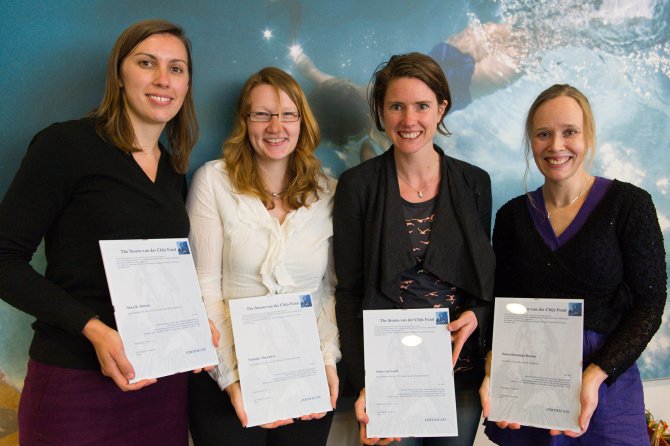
[186,67,340,446]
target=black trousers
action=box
[188,372,334,446]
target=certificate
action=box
[99,239,217,383]
[489,297,584,431]
[363,308,457,438]
[228,292,331,427]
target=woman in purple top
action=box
[480,84,666,445]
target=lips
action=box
[147,94,172,104]
[545,156,572,166]
[264,137,288,145]
[398,131,421,139]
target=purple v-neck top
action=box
[526,177,612,251]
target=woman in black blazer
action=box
[333,52,495,446]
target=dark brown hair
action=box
[369,52,452,136]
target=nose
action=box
[548,134,564,151]
[400,108,417,125]
[267,114,282,132]
[153,66,169,88]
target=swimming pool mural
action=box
[1,0,669,441]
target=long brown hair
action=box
[223,67,323,210]
[89,19,199,174]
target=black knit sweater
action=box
[492,180,666,384]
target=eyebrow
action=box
[535,123,581,130]
[133,51,188,65]
[386,100,434,106]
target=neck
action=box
[394,145,440,181]
[543,173,593,208]
[257,159,289,194]
[131,120,164,155]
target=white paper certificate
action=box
[99,239,217,383]
[363,308,457,438]
[489,297,584,431]
[228,292,331,427]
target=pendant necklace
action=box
[544,177,592,220]
[398,167,438,199]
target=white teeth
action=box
[148,95,171,103]
[547,157,569,165]
[399,131,420,139]
[266,138,285,143]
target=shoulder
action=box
[606,179,658,221]
[322,174,337,197]
[338,151,386,185]
[192,159,228,181]
[189,159,233,194]
[443,152,490,184]
[609,179,652,202]
[496,194,527,219]
[29,118,100,150]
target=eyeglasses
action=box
[247,111,301,122]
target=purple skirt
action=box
[19,359,189,446]
[484,330,648,446]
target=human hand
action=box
[549,364,607,437]
[355,388,401,445]
[479,352,520,429]
[448,310,478,367]
[193,319,220,374]
[480,374,521,429]
[225,381,293,429]
[300,364,339,420]
[82,318,156,391]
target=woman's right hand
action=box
[225,381,294,429]
[82,317,157,391]
[355,388,401,445]
[479,352,520,429]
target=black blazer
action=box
[333,145,495,393]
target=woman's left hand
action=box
[299,364,339,421]
[193,319,220,374]
[549,364,607,437]
[447,310,478,366]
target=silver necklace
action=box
[268,190,284,198]
[397,168,438,199]
[544,177,591,220]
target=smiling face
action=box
[381,77,447,156]
[119,33,190,132]
[531,95,588,185]
[247,84,301,166]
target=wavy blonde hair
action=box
[88,19,198,174]
[223,67,324,210]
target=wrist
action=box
[584,363,608,385]
[81,317,105,340]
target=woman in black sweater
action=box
[0,20,207,446]
[481,84,667,446]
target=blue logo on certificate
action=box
[299,294,312,308]
[568,302,582,317]
[177,240,190,255]
[435,310,450,325]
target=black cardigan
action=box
[333,145,496,393]
[492,180,667,384]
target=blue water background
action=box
[1,0,669,387]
